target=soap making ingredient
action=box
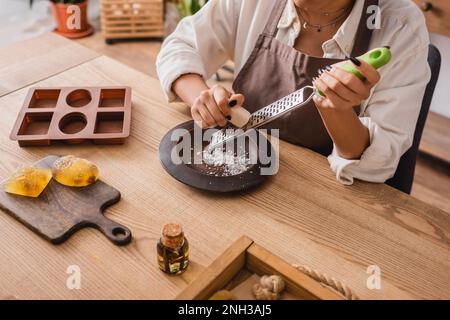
[260,274,285,292]
[202,147,251,177]
[4,166,52,198]
[252,275,285,300]
[209,290,235,300]
[228,107,251,128]
[52,155,99,187]
[157,223,190,275]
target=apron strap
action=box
[262,0,289,37]
[350,0,380,56]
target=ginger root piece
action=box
[52,155,99,187]
[4,166,52,198]
[253,285,279,300]
[209,290,235,300]
[260,275,285,293]
[252,275,285,300]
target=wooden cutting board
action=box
[0,155,132,245]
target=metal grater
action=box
[207,85,316,151]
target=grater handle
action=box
[317,47,392,97]
[344,47,392,78]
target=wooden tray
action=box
[10,86,132,146]
[176,236,342,300]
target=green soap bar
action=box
[317,47,392,96]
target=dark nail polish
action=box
[228,100,237,107]
[383,46,390,49]
[349,56,361,66]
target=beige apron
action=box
[233,0,378,155]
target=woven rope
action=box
[293,264,359,300]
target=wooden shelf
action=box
[101,0,164,40]
[413,0,450,38]
[420,112,450,163]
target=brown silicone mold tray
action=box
[10,86,131,146]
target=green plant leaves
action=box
[50,0,85,4]
[178,0,208,17]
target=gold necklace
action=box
[298,7,350,32]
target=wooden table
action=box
[0,34,449,300]
[0,33,100,97]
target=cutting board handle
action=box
[91,214,132,246]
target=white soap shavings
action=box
[201,147,252,177]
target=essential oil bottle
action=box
[157,223,189,275]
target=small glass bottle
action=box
[157,223,189,275]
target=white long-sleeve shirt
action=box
[156,0,431,185]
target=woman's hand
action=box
[191,84,245,128]
[312,59,381,111]
[312,59,380,159]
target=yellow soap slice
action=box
[4,166,52,198]
[52,155,99,187]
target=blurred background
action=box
[0,0,448,212]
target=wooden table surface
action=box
[0,35,449,300]
[0,33,100,97]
